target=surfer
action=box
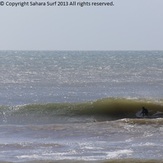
[141,107,148,117]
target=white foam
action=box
[106,149,133,159]
[159,127,163,132]
[144,142,155,146]
[17,154,40,159]
[125,138,133,142]
[17,152,71,160]
[143,131,153,137]
[132,142,156,147]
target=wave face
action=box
[1,98,163,125]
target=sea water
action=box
[0,51,163,163]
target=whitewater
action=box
[0,51,163,163]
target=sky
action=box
[0,0,163,51]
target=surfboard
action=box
[136,110,163,118]
[136,110,144,118]
[136,110,148,118]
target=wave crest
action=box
[0,98,163,124]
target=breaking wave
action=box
[0,98,163,125]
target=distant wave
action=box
[0,98,163,125]
[0,158,161,163]
[0,159,162,163]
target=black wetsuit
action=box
[141,107,148,117]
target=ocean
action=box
[0,51,163,163]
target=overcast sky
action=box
[1,0,163,50]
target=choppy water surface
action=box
[0,51,163,105]
[0,51,163,162]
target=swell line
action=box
[0,98,163,124]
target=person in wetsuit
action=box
[141,106,148,117]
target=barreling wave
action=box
[0,98,163,125]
